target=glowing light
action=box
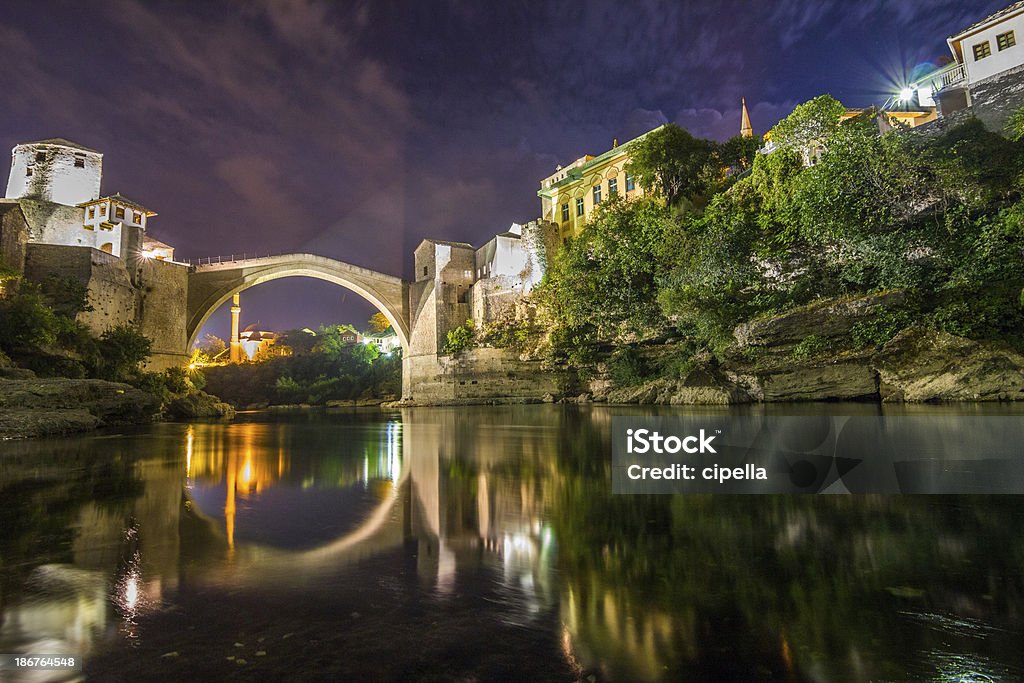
[898,87,914,103]
[124,576,139,610]
[141,250,155,259]
[185,426,194,480]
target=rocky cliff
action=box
[593,292,1024,405]
[0,377,162,439]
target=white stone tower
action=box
[5,138,103,206]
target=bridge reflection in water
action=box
[2,406,1024,681]
[180,416,555,602]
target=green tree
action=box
[625,124,718,208]
[768,94,845,153]
[39,275,92,317]
[718,135,762,171]
[0,284,61,352]
[367,312,392,333]
[538,197,671,343]
[442,319,475,355]
[314,324,360,360]
[277,328,318,355]
[96,324,152,381]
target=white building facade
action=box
[5,138,161,259]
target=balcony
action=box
[925,62,967,92]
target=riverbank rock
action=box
[611,291,1024,404]
[874,327,1024,402]
[606,362,752,405]
[165,391,236,420]
[0,378,161,438]
[733,291,906,351]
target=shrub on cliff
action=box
[95,324,152,382]
[442,319,476,355]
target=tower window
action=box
[423,266,428,276]
[35,152,46,162]
[100,204,107,216]
[133,212,142,224]
[74,156,85,168]
[998,31,1016,51]
[973,40,992,60]
[592,184,602,205]
[560,202,569,222]
[575,197,584,216]
[26,166,32,177]
[88,207,95,219]
[115,206,125,220]
[608,178,618,198]
[626,173,636,192]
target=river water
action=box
[2,404,1024,682]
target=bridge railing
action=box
[182,253,285,266]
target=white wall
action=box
[961,13,1024,83]
[5,144,102,206]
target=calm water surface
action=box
[2,404,1024,682]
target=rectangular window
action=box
[100,204,107,216]
[974,40,992,60]
[593,184,602,205]
[608,178,618,198]
[133,211,142,224]
[626,173,636,191]
[88,207,95,219]
[423,266,428,276]
[998,31,1016,51]
[115,206,125,219]
[74,156,85,168]
[575,197,585,216]
[561,202,569,222]
[25,166,32,177]
[35,152,46,162]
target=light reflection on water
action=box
[0,405,1023,681]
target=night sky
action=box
[0,0,1005,340]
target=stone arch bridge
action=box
[186,253,411,351]
[186,253,419,397]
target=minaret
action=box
[229,293,242,363]
[740,97,754,138]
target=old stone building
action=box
[3,138,188,369]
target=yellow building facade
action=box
[537,126,661,241]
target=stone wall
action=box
[25,243,136,332]
[0,200,29,276]
[405,347,568,404]
[137,258,190,369]
[16,198,86,244]
[966,64,1024,133]
[23,243,189,369]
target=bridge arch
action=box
[186,254,410,352]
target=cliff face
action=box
[594,292,1024,405]
[0,377,161,439]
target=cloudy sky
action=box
[0,0,1005,338]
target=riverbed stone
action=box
[165,391,236,420]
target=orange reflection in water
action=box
[185,422,401,551]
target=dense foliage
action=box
[0,276,154,381]
[203,323,401,406]
[537,97,1024,368]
